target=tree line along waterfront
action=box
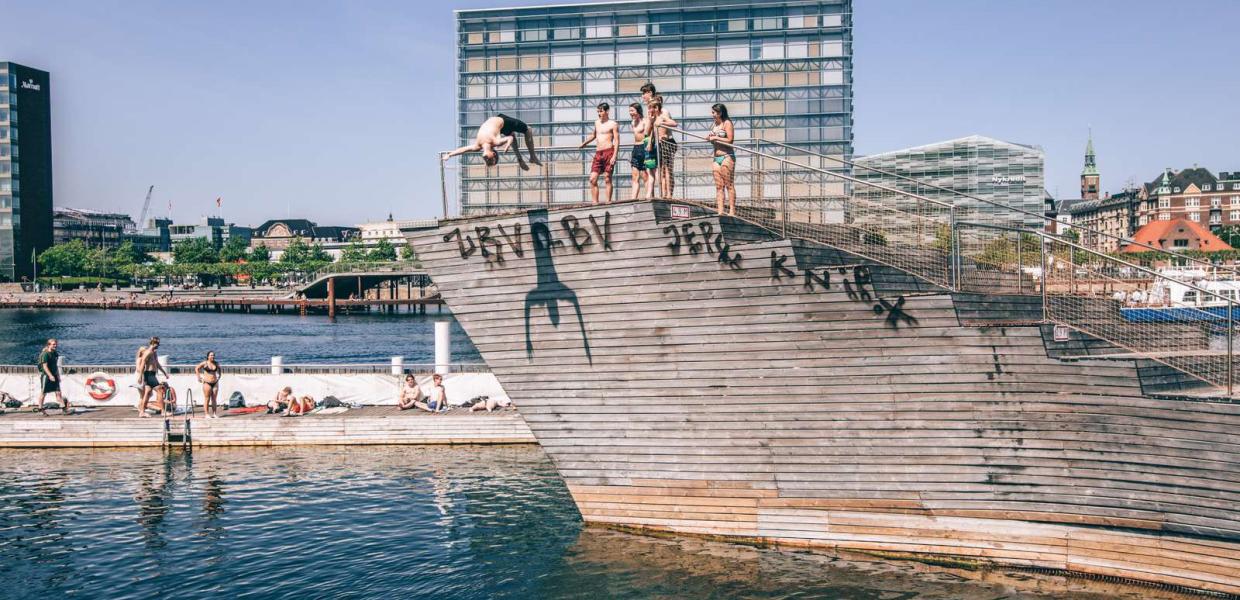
[30,236,414,288]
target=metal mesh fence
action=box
[440,131,1240,393]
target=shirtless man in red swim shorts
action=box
[579,102,620,205]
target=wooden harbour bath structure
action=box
[422,135,1240,595]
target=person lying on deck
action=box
[398,374,424,411]
[286,395,316,417]
[268,387,293,414]
[470,397,513,413]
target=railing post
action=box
[780,158,788,238]
[1017,231,1024,294]
[544,159,552,208]
[948,206,959,290]
[1040,235,1049,322]
[438,152,449,219]
[1229,299,1234,396]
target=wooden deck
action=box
[413,199,1240,596]
[0,406,536,447]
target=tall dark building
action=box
[0,62,53,281]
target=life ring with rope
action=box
[86,372,117,400]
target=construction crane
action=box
[136,185,154,229]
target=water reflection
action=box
[0,447,1199,600]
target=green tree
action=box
[173,237,218,264]
[307,243,332,263]
[249,244,271,263]
[340,241,369,263]
[279,237,311,264]
[219,236,250,263]
[37,240,91,276]
[1217,225,1240,247]
[368,238,398,262]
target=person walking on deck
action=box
[579,102,620,205]
[627,103,651,200]
[136,337,168,418]
[443,114,542,170]
[707,103,737,216]
[36,338,67,414]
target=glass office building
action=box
[854,135,1046,228]
[454,0,853,214]
[0,62,53,281]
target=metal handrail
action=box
[663,127,955,209]
[761,138,1240,276]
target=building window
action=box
[1160,212,1171,220]
[1173,239,1189,248]
[1212,197,1222,208]
[1189,212,1200,222]
[1211,214,1222,224]
[1185,197,1199,207]
[1204,184,1212,191]
[1234,184,1240,190]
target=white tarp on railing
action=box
[0,371,509,408]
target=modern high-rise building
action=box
[454,0,853,214]
[854,135,1047,228]
[0,62,53,281]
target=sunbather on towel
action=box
[286,395,316,416]
[268,387,293,414]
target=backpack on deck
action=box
[227,391,246,409]
[321,396,344,409]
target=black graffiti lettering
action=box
[588,213,613,251]
[475,226,504,263]
[876,295,918,328]
[716,241,743,270]
[444,228,477,259]
[770,252,794,279]
[531,221,563,253]
[663,224,682,255]
[804,269,830,291]
[496,223,525,258]
[681,223,702,255]
[852,266,874,302]
[560,215,593,252]
[697,222,716,252]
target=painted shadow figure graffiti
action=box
[523,210,593,364]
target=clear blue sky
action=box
[3,0,1237,225]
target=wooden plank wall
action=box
[0,413,535,447]
[413,199,1240,595]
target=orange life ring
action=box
[86,372,117,400]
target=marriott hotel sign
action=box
[20,78,41,91]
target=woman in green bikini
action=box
[707,103,736,215]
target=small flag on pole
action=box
[216,197,222,208]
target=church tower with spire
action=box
[1081,132,1100,199]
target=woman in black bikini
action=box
[195,351,221,418]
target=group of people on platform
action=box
[446,81,738,215]
[20,338,509,418]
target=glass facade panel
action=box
[455,1,853,213]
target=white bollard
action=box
[271,355,283,375]
[434,321,451,375]
[157,355,169,370]
[391,356,404,376]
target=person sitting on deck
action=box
[443,114,542,170]
[407,374,448,413]
[397,374,425,411]
[268,386,294,414]
[285,395,316,417]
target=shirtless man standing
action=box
[443,114,542,170]
[136,337,169,417]
[578,103,620,205]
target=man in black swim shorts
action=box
[136,336,169,417]
[445,114,542,171]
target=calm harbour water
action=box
[0,446,1172,600]
[0,310,1186,599]
[0,309,481,366]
